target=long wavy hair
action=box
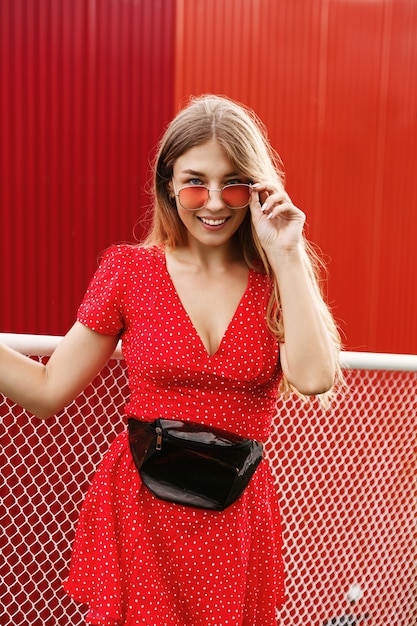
[144,94,342,393]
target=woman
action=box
[0,95,341,625]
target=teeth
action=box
[200,217,227,226]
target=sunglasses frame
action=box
[173,183,253,211]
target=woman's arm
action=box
[0,321,119,419]
[270,245,336,395]
[250,184,338,395]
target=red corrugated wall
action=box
[0,0,175,335]
[174,0,417,355]
[1,0,416,353]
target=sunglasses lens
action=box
[178,187,209,210]
[177,184,251,210]
[221,185,251,208]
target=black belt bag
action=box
[128,418,263,511]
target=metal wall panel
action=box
[0,0,175,334]
[2,0,416,349]
[174,0,417,354]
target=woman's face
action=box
[169,139,250,249]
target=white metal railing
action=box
[0,333,123,359]
[1,333,417,371]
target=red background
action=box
[1,0,417,354]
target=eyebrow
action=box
[179,168,241,178]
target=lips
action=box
[198,217,230,226]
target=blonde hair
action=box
[144,94,342,394]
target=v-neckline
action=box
[162,251,251,358]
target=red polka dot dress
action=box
[62,245,285,625]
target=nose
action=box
[205,189,225,211]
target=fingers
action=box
[251,183,298,221]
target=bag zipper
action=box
[155,425,163,450]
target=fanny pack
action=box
[128,418,263,511]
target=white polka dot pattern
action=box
[63,245,285,625]
[77,245,281,440]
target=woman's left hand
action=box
[249,183,306,253]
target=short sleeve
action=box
[77,245,132,336]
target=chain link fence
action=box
[1,337,416,625]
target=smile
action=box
[198,217,229,226]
